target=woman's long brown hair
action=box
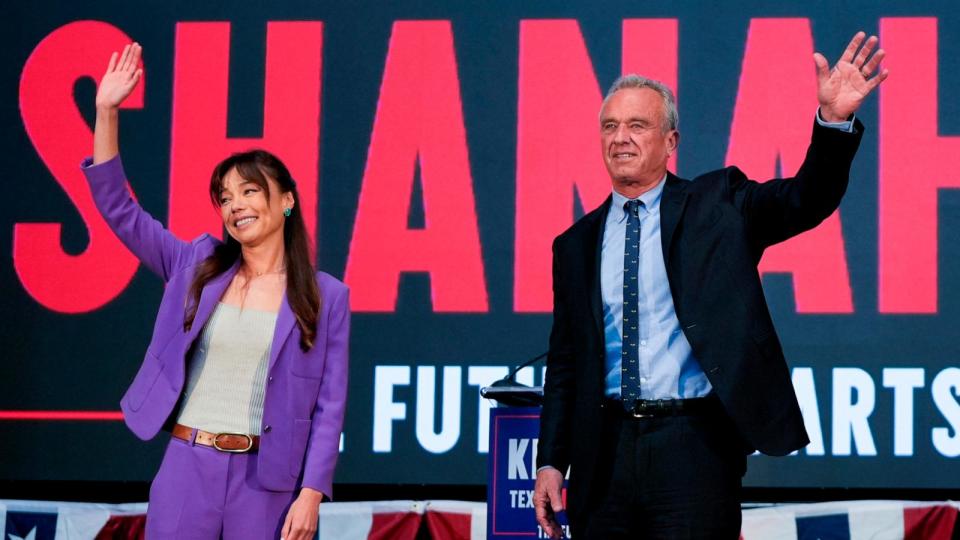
[183,150,321,351]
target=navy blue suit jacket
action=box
[537,119,864,522]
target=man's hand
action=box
[533,467,565,539]
[280,487,322,540]
[814,31,889,122]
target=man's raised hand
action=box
[814,31,888,122]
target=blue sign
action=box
[487,407,570,539]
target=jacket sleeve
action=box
[730,118,864,257]
[300,284,350,498]
[81,155,212,281]
[536,237,577,473]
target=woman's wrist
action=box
[95,105,119,117]
[298,487,324,501]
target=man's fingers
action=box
[861,48,885,76]
[535,510,549,527]
[535,511,560,540]
[867,68,890,91]
[536,518,554,539]
[812,52,830,81]
[852,35,878,67]
[534,493,551,519]
[536,497,563,539]
[534,471,564,538]
[550,487,564,513]
[534,492,555,522]
[840,31,866,64]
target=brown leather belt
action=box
[171,423,260,453]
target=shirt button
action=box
[263,425,272,433]
[640,377,648,383]
[268,376,274,383]
[640,340,647,346]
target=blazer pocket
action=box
[125,353,164,412]
[291,352,326,379]
[289,418,312,477]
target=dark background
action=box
[3,0,959,499]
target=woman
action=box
[83,43,348,539]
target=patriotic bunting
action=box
[2,498,955,539]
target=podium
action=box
[482,385,571,539]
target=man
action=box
[534,32,887,539]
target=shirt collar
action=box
[610,174,667,223]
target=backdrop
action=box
[3,0,960,489]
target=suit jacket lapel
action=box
[587,196,612,341]
[660,173,689,262]
[269,292,296,372]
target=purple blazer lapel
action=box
[188,260,240,341]
[187,257,296,370]
[269,293,296,372]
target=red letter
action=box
[343,21,488,312]
[14,22,143,313]
[169,22,322,242]
[622,19,678,175]
[514,19,678,312]
[725,19,853,313]
[878,18,957,313]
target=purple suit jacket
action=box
[82,155,349,497]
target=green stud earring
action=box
[283,207,292,217]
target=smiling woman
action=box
[184,150,319,347]
[82,42,350,540]
[215,156,292,249]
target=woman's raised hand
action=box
[96,43,142,110]
[92,42,141,163]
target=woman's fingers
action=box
[127,43,141,73]
[124,68,142,89]
[117,44,131,72]
[106,51,118,73]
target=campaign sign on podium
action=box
[486,406,570,539]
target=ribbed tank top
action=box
[177,302,277,435]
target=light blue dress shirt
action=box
[601,181,712,399]
[600,111,853,400]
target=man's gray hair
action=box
[601,74,679,133]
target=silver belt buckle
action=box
[213,432,254,453]
[629,401,653,418]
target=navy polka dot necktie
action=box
[621,199,643,406]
